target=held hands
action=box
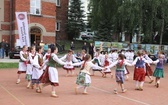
[102,67,107,71]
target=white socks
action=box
[84,87,87,93]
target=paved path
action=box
[0,65,168,105]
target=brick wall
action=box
[56,0,69,40]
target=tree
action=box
[67,0,85,40]
[88,0,168,44]
[89,0,117,41]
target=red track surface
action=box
[0,65,168,105]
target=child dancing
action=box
[106,54,132,94]
[153,54,164,88]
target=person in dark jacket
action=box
[0,39,5,58]
[89,43,94,59]
[5,41,10,57]
[82,42,87,53]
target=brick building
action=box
[0,0,68,48]
[56,0,69,40]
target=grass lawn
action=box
[0,63,18,68]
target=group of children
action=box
[16,45,165,98]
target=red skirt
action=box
[39,66,50,84]
[39,66,59,86]
[133,67,146,82]
[145,63,153,76]
[17,71,26,74]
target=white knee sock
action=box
[136,81,139,88]
[84,87,87,93]
[140,81,144,88]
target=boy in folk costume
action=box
[16,45,28,84]
[152,54,164,88]
[102,53,113,78]
[71,54,104,95]
[31,46,44,92]
[39,46,66,98]
[60,49,78,76]
[142,50,154,83]
[132,50,150,91]
[26,46,36,88]
[106,54,132,94]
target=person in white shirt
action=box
[142,50,154,83]
[125,50,130,61]
[16,45,28,84]
[129,50,134,63]
[31,46,44,93]
[112,50,118,62]
[60,49,78,76]
[26,46,36,88]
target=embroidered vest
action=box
[135,58,144,68]
[116,61,125,71]
[156,59,164,69]
[48,55,57,67]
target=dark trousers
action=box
[5,50,9,57]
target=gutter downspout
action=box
[9,0,13,49]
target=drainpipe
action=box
[9,0,13,49]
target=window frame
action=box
[56,22,61,31]
[30,0,41,15]
[56,0,61,7]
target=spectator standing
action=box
[5,41,10,57]
[0,39,5,58]
[70,41,75,50]
[89,43,94,59]
[82,42,87,53]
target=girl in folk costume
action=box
[91,51,103,76]
[106,54,132,94]
[31,46,44,93]
[39,46,66,98]
[132,50,150,91]
[142,50,154,83]
[16,45,28,84]
[102,53,113,78]
[60,49,78,76]
[43,48,51,71]
[152,54,164,88]
[26,46,36,88]
[71,54,104,94]
[76,49,87,61]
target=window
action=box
[30,0,41,15]
[56,0,60,6]
[56,22,60,31]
